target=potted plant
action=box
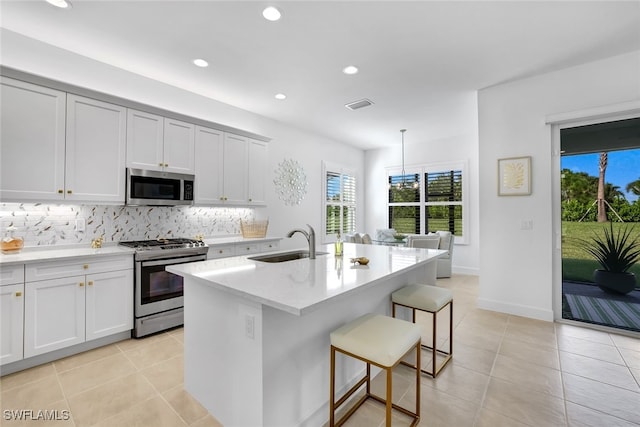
[579,222,640,294]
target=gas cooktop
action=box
[119,238,206,250]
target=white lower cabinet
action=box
[85,269,133,341]
[1,283,25,365]
[23,255,133,359]
[24,276,86,358]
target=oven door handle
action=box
[140,255,206,268]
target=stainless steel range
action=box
[119,238,208,338]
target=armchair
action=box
[406,231,454,278]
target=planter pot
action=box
[593,269,637,295]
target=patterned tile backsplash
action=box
[0,203,255,247]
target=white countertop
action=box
[0,244,135,266]
[0,237,282,266]
[168,243,446,316]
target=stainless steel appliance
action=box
[126,168,195,206]
[119,238,208,337]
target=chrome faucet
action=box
[286,224,316,259]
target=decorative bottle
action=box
[334,232,343,257]
[2,226,24,254]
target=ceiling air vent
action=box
[345,98,374,111]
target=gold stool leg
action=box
[386,366,392,427]
[432,308,437,376]
[330,346,336,427]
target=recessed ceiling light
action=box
[343,65,359,75]
[275,93,287,100]
[45,0,72,8]
[193,59,209,68]
[262,6,281,21]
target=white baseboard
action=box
[452,266,479,276]
[477,297,554,322]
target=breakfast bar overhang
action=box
[168,243,446,427]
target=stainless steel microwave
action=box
[126,168,195,206]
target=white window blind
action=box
[387,161,467,242]
[323,163,356,240]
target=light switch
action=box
[245,314,255,339]
[76,218,86,232]
[521,219,533,230]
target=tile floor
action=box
[1,274,639,426]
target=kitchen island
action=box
[168,242,446,427]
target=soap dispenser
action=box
[2,225,24,254]
[334,232,343,257]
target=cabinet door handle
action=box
[67,190,72,194]
[88,281,94,286]
[83,264,89,269]
[58,189,64,194]
[15,291,22,297]
[165,163,169,167]
[79,282,84,287]
[159,163,164,167]
[219,250,223,254]
[248,198,252,202]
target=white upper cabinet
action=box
[164,118,195,174]
[0,78,127,203]
[194,126,224,204]
[126,109,164,171]
[247,138,268,206]
[222,133,249,204]
[126,109,195,174]
[0,77,66,201]
[66,95,127,203]
[194,129,269,206]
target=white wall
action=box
[478,50,640,321]
[364,94,480,275]
[0,29,365,251]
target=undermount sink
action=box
[248,250,329,263]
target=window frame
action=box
[322,161,357,243]
[386,160,468,244]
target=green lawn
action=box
[562,221,640,286]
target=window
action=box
[387,161,467,242]
[323,162,356,242]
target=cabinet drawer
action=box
[26,255,133,282]
[236,243,262,255]
[260,241,280,253]
[1,264,24,286]
[207,245,236,260]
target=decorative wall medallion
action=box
[273,158,307,206]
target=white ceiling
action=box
[1,0,639,149]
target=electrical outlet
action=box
[76,218,86,232]
[245,314,255,339]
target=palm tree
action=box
[626,178,640,197]
[597,152,608,222]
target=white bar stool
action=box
[392,284,453,377]
[330,313,422,427]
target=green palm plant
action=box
[580,223,640,273]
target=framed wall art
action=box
[498,156,531,196]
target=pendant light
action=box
[398,129,407,189]
[397,129,418,189]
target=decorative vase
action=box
[593,269,637,295]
